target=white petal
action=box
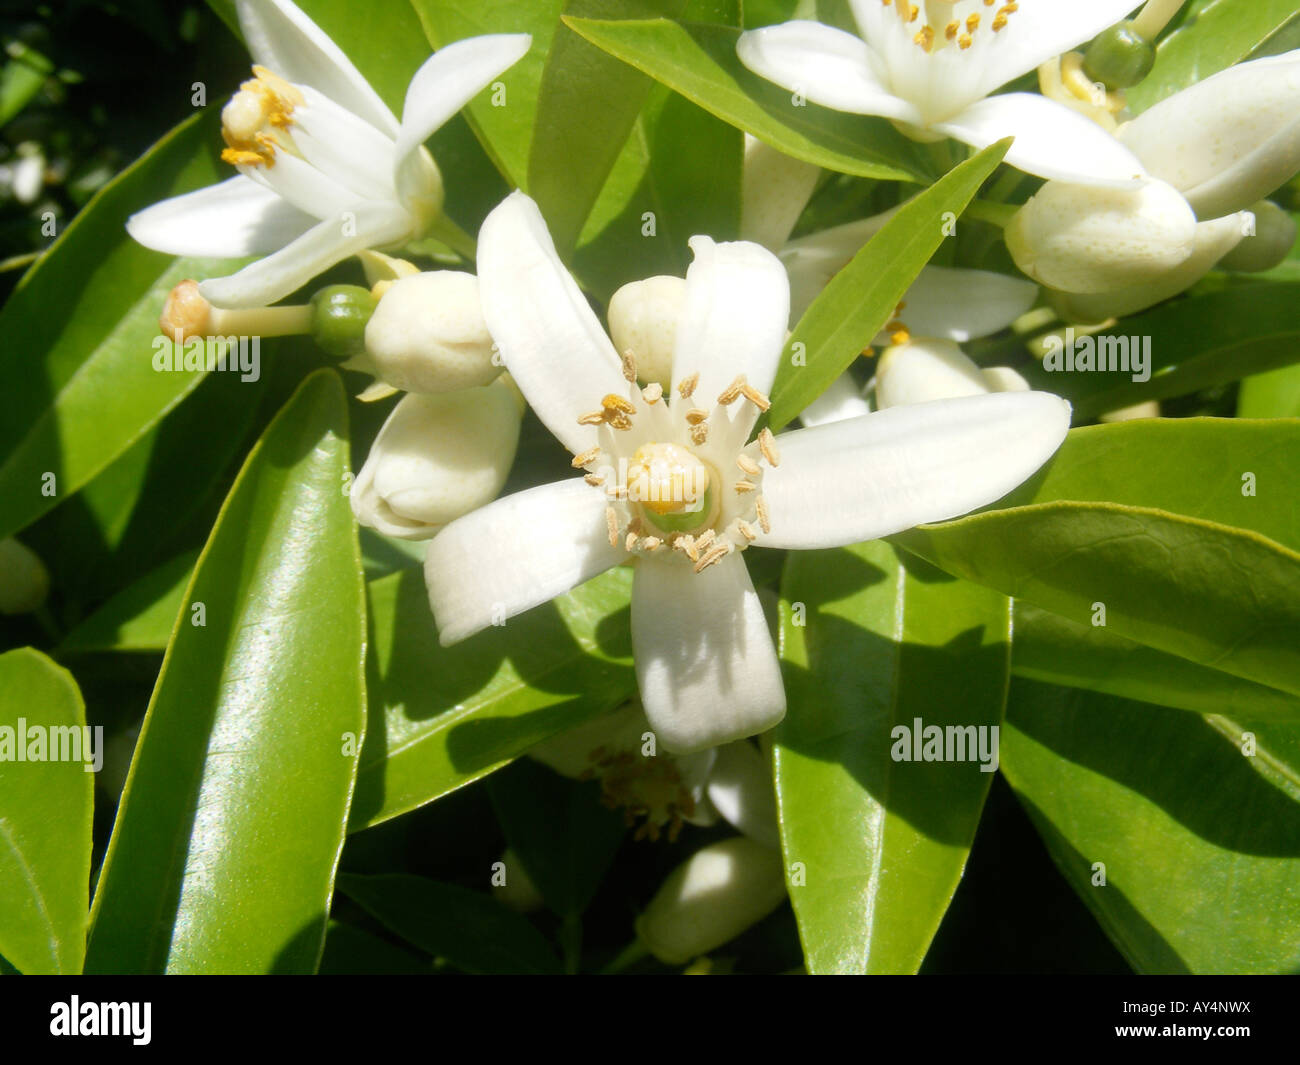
[798,371,872,427]
[736,21,919,122]
[671,236,790,408]
[477,191,627,455]
[894,265,1037,342]
[980,365,1030,392]
[740,135,821,252]
[394,34,532,178]
[875,338,992,409]
[126,175,314,257]
[235,0,399,136]
[966,0,1146,97]
[293,86,401,201]
[758,392,1071,550]
[631,553,786,755]
[933,94,1147,186]
[424,478,624,646]
[706,741,780,849]
[1118,53,1300,219]
[197,204,409,307]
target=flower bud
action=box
[1117,52,1300,219]
[0,538,49,615]
[876,338,1028,409]
[607,275,687,389]
[740,134,821,252]
[1006,178,1197,294]
[310,284,376,359]
[492,849,545,914]
[350,378,523,540]
[1217,201,1297,273]
[1083,22,1155,90]
[635,837,787,965]
[363,271,500,394]
[1049,212,1247,323]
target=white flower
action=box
[423,191,1072,754]
[876,337,1029,409]
[361,271,501,394]
[126,0,529,308]
[1117,51,1300,220]
[739,134,823,252]
[1005,177,1198,294]
[350,378,523,541]
[607,275,688,392]
[0,538,49,615]
[736,0,1146,185]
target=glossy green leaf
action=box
[768,141,1009,428]
[897,503,1300,699]
[777,540,1009,974]
[58,551,196,654]
[995,418,1300,552]
[530,1,690,257]
[1128,0,1300,112]
[1239,362,1300,419]
[1002,679,1300,973]
[0,110,247,543]
[564,18,930,184]
[1025,284,1300,417]
[0,648,93,975]
[412,0,566,188]
[337,873,562,974]
[1012,601,1300,720]
[486,758,625,919]
[350,566,636,832]
[85,371,366,974]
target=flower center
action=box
[220,66,304,169]
[570,351,779,573]
[582,745,697,843]
[884,0,1021,53]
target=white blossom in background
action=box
[127,0,529,307]
[424,191,1071,754]
[737,0,1147,185]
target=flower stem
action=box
[599,939,649,974]
[1132,0,1184,40]
[964,200,1018,229]
[428,213,478,261]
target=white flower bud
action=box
[876,338,1027,409]
[1118,52,1300,220]
[1006,178,1198,294]
[0,538,49,614]
[363,271,500,394]
[607,276,687,389]
[740,134,821,252]
[635,836,786,965]
[492,849,545,914]
[350,378,523,540]
[1218,201,1297,273]
[1049,212,1247,323]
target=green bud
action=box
[1083,21,1155,90]
[1217,201,1298,273]
[310,284,377,359]
[643,484,715,535]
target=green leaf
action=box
[1024,284,1300,418]
[896,503,1300,699]
[530,1,690,257]
[58,551,196,654]
[350,566,636,832]
[768,141,1009,428]
[0,109,247,542]
[777,540,1009,973]
[564,18,930,184]
[0,649,93,975]
[1128,0,1300,112]
[337,873,562,974]
[993,418,1300,553]
[486,758,625,918]
[318,920,431,974]
[85,371,366,974]
[412,0,566,188]
[1002,679,1300,973]
[1012,601,1300,720]
[1239,363,1300,419]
